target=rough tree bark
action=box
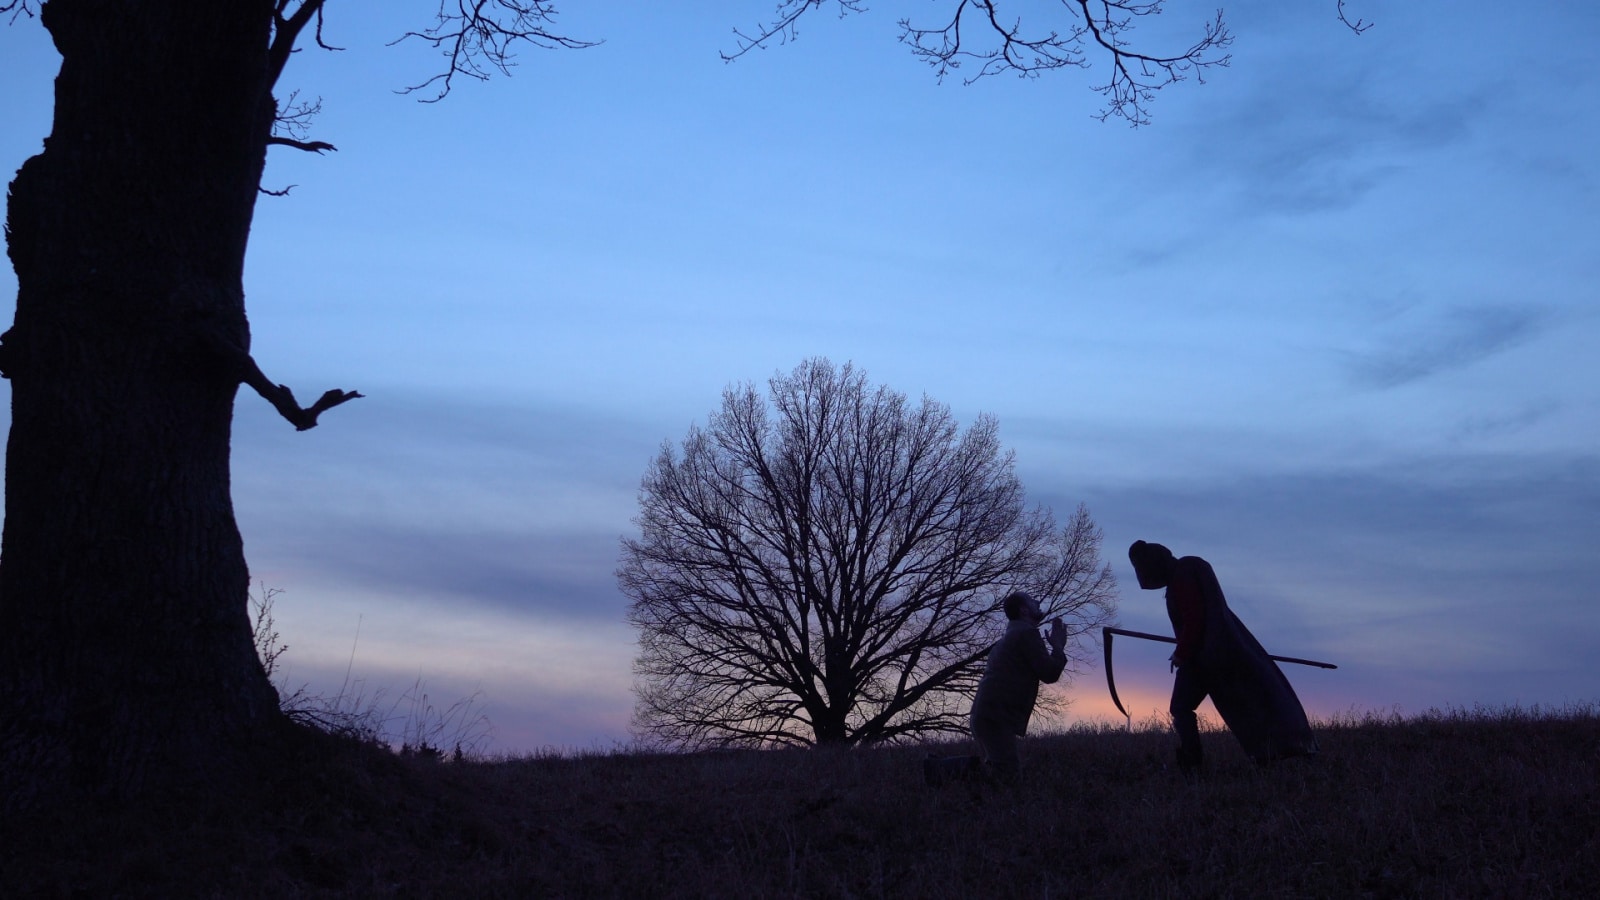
[0,0,342,807]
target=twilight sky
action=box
[2,1,1596,754]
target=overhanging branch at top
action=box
[723,0,1373,125]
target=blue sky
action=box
[2,1,1596,753]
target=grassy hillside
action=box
[5,706,1597,897]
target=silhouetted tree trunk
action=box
[0,0,559,810]
[0,0,282,806]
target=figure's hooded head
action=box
[1128,540,1175,589]
[1002,591,1043,624]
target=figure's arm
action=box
[1026,624,1069,685]
[1168,572,1206,667]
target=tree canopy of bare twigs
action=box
[620,359,1117,750]
[726,0,1370,125]
[726,0,1230,124]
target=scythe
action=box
[1102,627,1337,728]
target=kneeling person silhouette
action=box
[925,591,1067,786]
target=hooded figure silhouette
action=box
[1129,541,1318,773]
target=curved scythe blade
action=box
[1103,626,1131,730]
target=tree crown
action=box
[620,358,1117,749]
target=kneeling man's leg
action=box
[972,715,1021,781]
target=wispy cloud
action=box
[268,523,627,621]
[1343,303,1547,388]
[1448,401,1561,443]
[234,390,659,622]
[1193,54,1496,214]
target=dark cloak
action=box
[1178,556,1318,762]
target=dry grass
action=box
[4,705,1597,898]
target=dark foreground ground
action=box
[5,706,1597,898]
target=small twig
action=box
[2,0,38,24]
[723,0,867,62]
[1337,0,1373,35]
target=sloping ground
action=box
[5,707,1597,897]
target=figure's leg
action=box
[1169,665,1208,774]
[924,712,990,787]
[970,715,1021,782]
[923,753,983,787]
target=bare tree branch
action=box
[390,0,600,102]
[726,0,1230,125]
[723,0,869,61]
[268,1,330,89]
[266,137,336,154]
[1337,0,1373,35]
[725,1,1371,126]
[271,89,325,142]
[1,0,37,24]
[237,353,361,431]
[263,8,344,166]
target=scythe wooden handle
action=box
[1101,626,1338,730]
[1104,627,1337,669]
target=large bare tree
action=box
[621,359,1117,749]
